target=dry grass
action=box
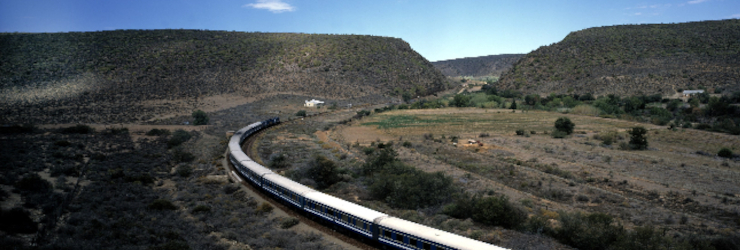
[344,107,740,238]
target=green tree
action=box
[192,110,208,125]
[718,148,733,158]
[307,155,341,189]
[450,94,471,107]
[554,117,575,135]
[628,127,648,150]
[510,99,517,109]
[295,110,307,117]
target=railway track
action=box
[226,117,378,250]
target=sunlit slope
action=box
[497,19,740,96]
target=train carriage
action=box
[235,160,272,186]
[303,192,387,239]
[261,174,315,208]
[375,217,506,250]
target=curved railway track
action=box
[227,117,378,250]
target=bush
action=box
[176,165,193,177]
[365,147,455,209]
[280,217,300,229]
[306,155,341,190]
[61,124,94,134]
[628,127,648,150]
[146,128,171,136]
[554,117,575,135]
[173,148,195,163]
[296,110,307,117]
[444,194,527,229]
[14,174,52,194]
[268,154,290,168]
[0,207,38,234]
[192,109,208,125]
[148,199,177,210]
[191,205,211,213]
[718,148,733,158]
[516,129,525,136]
[402,141,412,147]
[167,129,192,148]
[554,212,625,250]
[256,202,273,213]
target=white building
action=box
[304,99,325,107]
[682,90,704,96]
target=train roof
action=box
[304,192,387,223]
[375,217,507,250]
[241,160,273,176]
[230,150,251,162]
[262,174,316,196]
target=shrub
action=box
[14,174,52,194]
[173,148,195,163]
[167,129,192,148]
[61,124,94,134]
[718,148,733,158]
[554,212,625,250]
[0,207,38,234]
[148,199,178,210]
[444,194,527,229]
[146,128,171,136]
[515,129,525,136]
[280,217,300,229]
[268,154,290,168]
[192,109,208,125]
[306,155,341,190]
[176,165,193,177]
[628,127,648,150]
[402,141,412,148]
[256,202,273,213]
[192,205,211,213]
[554,117,575,135]
[296,110,307,117]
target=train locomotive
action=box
[228,117,506,250]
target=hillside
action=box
[432,54,524,77]
[0,30,447,124]
[496,19,740,96]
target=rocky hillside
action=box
[496,19,740,96]
[432,54,524,77]
[0,30,447,124]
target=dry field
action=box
[330,108,740,240]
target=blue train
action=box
[228,117,506,250]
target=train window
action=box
[423,242,431,250]
[394,233,403,243]
[409,238,417,247]
[383,229,392,239]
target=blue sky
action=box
[1,0,738,61]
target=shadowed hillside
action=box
[496,19,740,96]
[0,30,447,124]
[432,54,524,77]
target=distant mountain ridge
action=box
[431,54,524,77]
[0,30,447,123]
[496,19,740,96]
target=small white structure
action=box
[304,99,325,107]
[682,90,704,96]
